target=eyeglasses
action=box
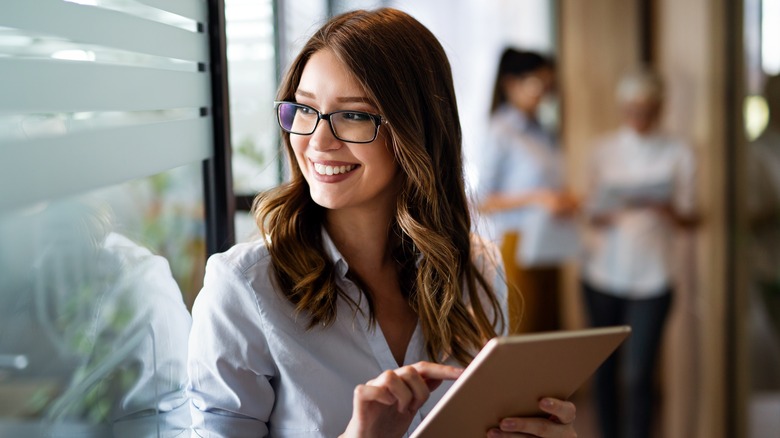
[274,101,386,144]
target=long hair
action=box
[253,8,504,365]
[490,48,554,114]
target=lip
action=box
[308,159,360,182]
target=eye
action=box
[340,111,372,122]
[298,105,318,115]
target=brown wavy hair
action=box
[252,8,504,365]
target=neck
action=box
[324,205,396,273]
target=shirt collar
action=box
[321,227,349,278]
[620,126,662,144]
[320,227,424,276]
[497,104,555,146]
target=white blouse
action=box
[187,230,507,438]
[582,128,697,298]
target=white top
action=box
[186,229,507,438]
[477,105,566,266]
[582,128,696,298]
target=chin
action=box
[309,192,344,210]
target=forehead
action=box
[297,49,365,98]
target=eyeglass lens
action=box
[277,102,378,143]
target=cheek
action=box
[290,140,309,174]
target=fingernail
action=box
[541,398,555,408]
[487,429,501,438]
[500,419,516,430]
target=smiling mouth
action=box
[313,163,357,176]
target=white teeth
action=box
[313,163,355,176]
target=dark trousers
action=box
[582,282,672,438]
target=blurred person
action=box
[477,48,578,333]
[581,68,697,438]
[186,9,578,438]
[0,199,192,437]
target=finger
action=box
[353,383,396,406]
[498,417,557,437]
[372,370,414,413]
[486,428,535,438]
[408,362,464,386]
[538,398,577,425]
[395,366,429,411]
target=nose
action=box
[309,118,341,151]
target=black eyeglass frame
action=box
[274,100,387,144]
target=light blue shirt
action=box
[477,105,563,265]
[187,230,507,438]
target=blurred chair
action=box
[500,231,560,334]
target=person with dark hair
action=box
[478,48,578,334]
[186,9,577,438]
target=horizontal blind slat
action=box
[135,0,208,23]
[1,0,209,62]
[0,59,211,112]
[0,117,213,212]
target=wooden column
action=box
[558,0,642,330]
[655,0,729,436]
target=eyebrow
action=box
[295,90,374,105]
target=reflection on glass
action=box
[0,164,203,437]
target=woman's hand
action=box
[534,190,580,216]
[487,398,577,438]
[340,362,463,438]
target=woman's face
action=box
[621,96,661,135]
[291,49,399,215]
[504,67,555,115]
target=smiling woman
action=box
[186,7,578,438]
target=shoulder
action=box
[469,233,508,334]
[470,234,501,266]
[194,239,276,317]
[211,239,272,276]
[658,134,695,164]
[469,233,506,292]
[488,107,525,138]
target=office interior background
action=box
[1,0,779,436]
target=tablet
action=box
[410,325,631,438]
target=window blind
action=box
[0,0,213,212]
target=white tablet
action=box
[411,326,631,438]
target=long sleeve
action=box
[187,254,276,438]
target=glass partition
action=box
[0,164,203,436]
[0,1,212,435]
